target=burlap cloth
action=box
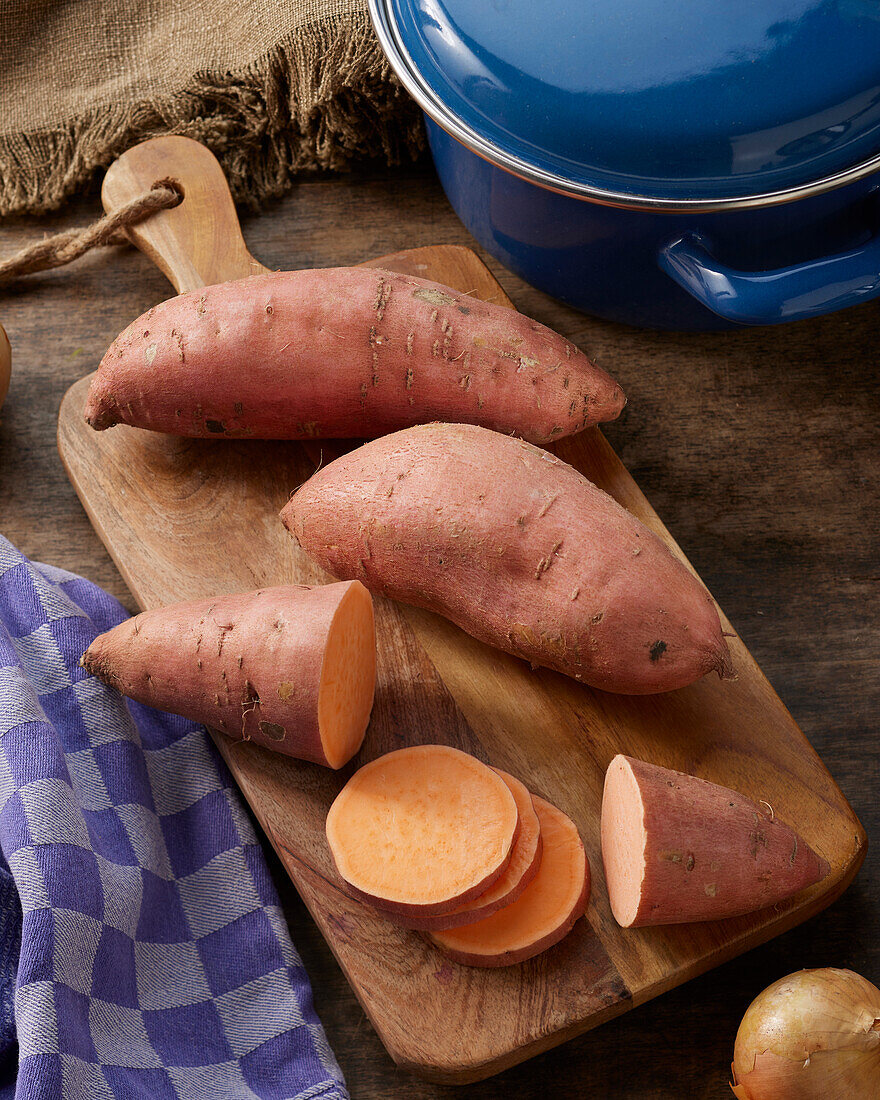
[0,0,425,217]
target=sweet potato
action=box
[80,581,375,768]
[281,422,733,694]
[601,755,829,927]
[83,267,625,445]
[325,745,520,916]
[427,796,589,967]
[391,768,543,931]
[0,323,9,412]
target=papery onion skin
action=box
[731,968,880,1099]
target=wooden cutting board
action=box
[57,137,866,1085]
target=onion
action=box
[731,968,880,1099]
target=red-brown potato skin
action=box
[0,324,10,412]
[83,268,625,445]
[80,582,373,767]
[602,756,829,926]
[281,423,733,694]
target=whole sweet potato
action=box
[83,267,624,445]
[281,423,733,695]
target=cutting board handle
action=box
[101,136,268,294]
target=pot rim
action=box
[370,0,880,213]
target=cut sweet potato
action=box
[80,581,375,768]
[392,768,543,931]
[427,796,589,967]
[601,755,829,927]
[326,745,520,916]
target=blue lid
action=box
[374,0,880,204]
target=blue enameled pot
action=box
[370,0,880,331]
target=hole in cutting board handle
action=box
[152,177,185,206]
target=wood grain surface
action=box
[47,138,867,1082]
[1,147,877,1098]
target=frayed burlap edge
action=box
[0,10,426,218]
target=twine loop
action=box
[0,182,182,284]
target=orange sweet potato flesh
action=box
[325,745,520,916]
[83,267,625,445]
[427,796,589,967]
[80,581,375,768]
[391,768,543,931]
[281,422,733,694]
[601,755,829,927]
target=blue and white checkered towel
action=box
[0,535,349,1100]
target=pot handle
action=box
[658,232,880,325]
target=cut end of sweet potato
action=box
[427,796,589,967]
[326,745,519,915]
[317,581,376,769]
[600,755,646,928]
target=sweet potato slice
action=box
[393,768,543,931]
[601,755,829,927]
[80,581,375,768]
[326,745,520,916]
[427,796,589,967]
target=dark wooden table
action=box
[1,159,878,1098]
